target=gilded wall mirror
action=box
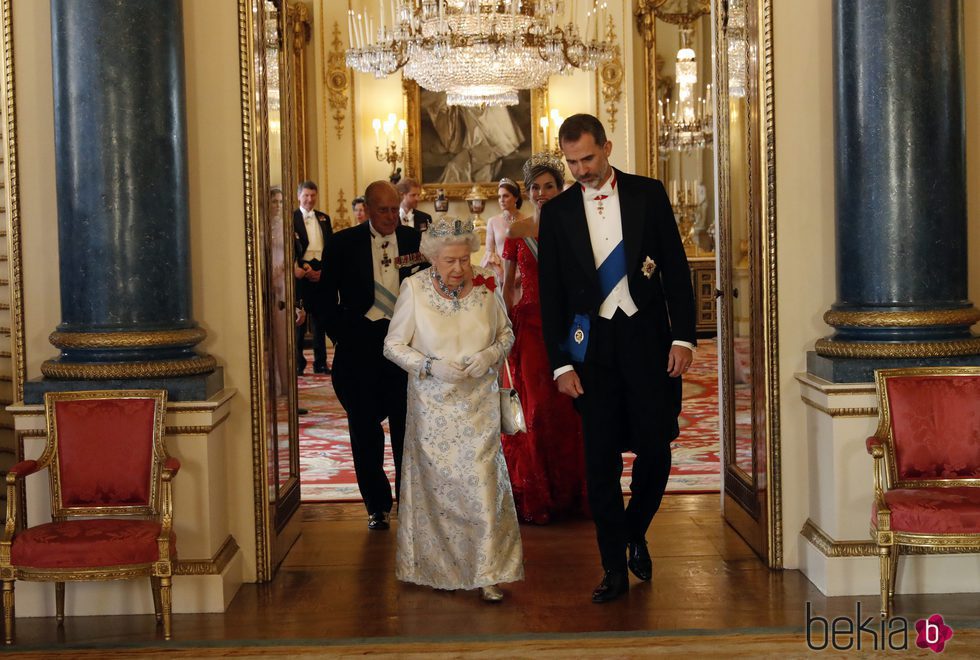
[241,0,312,580]
[713,0,780,566]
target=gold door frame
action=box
[0,0,28,534]
[0,0,26,403]
[237,0,306,582]
[713,0,781,568]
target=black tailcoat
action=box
[320,222,427,514]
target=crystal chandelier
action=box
[658,25,712,153]
[346,1,615,107]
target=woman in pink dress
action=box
[481,178,526,283]
[500,154,589,524]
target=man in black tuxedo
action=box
[395,178,432,232]
[538,114,696,603]
[321,180,427,530]
[293,180,333,375]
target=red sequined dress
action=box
[501,236,589,524]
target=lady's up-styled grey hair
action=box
[420,218,480,262]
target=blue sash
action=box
[522,236,538,261]
[372,281,397,319]
[596,240,627,301]
[561,241,626,363]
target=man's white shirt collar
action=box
[368,221,394,241]
[581,171,617,197]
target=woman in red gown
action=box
[500,154,589,524]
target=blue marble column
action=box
[25,0,220,402]
[808,0,980,382]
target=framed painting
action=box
[404,79,548,200]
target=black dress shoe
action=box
[628,540,652,581]
[297,407,309,416]
[591,570,628,603]
[367,511,390,530]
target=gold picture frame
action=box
[403,79,548,200]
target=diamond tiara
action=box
[522,152,566,182]
[428,217,476,238]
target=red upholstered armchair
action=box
[866,367,980,617]
[0,390,178,644]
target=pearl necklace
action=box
[431,270,464,310]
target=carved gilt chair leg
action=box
[888,546,899,604]
[878,544,892,618]
[55,581,65,625]
[2,580,14,645]
[151,576,162,623]
[159,576,172,640]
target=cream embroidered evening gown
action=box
[383,266,524,589]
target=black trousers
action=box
[575,310,675,573]
[331,319,406,515]
[295,311,328,371]
[296,277,328,371]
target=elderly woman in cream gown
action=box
[383,218,523,603]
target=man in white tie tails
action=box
[396,178,432,232]
[321,181,427,530]
[537,114,697,603]
[292,180,332,375]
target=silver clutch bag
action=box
[500,358,526,434]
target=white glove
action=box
[430,359,466,383]
[463,348,497,379]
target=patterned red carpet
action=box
[298,342,728,502]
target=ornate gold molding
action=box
[238,0,271,583]
[814,337,980,359]
[824,307,980,328]
[165,417,229,436]
[762,0,782,569]
[285,1,312,184]
[650,0,711,25]
[288,1,311,52]
[0,0,25,402]
[174,535,239,576]
[803,519,980,557]
[597,17,623,132]
[20,419,229,439]
[802,519,876,557]
[800,397,876,418]
[325,21,350,140]
[40,355,217,379]
[634,1,659,176]
[712,0,781,568]
[49,327,207,350]
[334,188,351,228]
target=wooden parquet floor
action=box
[6,495,980,657]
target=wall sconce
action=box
[372,112,406,179]
[538,108,564,156]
